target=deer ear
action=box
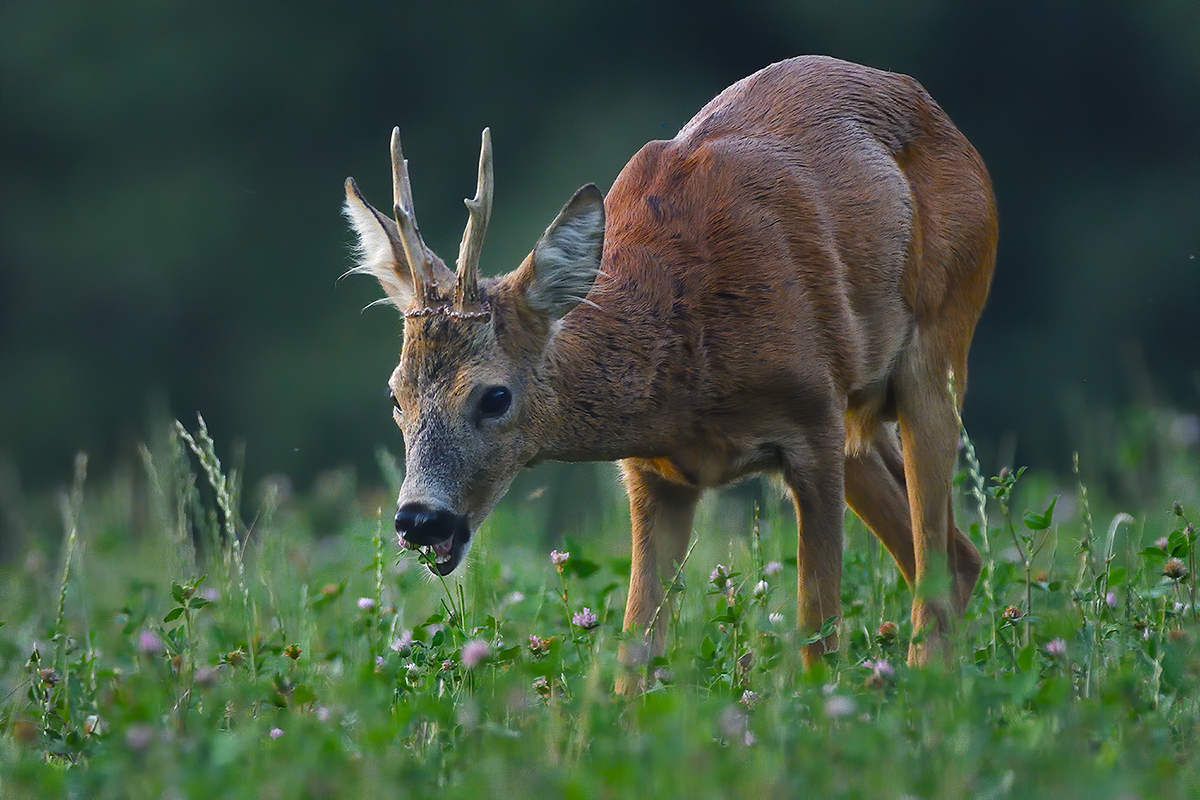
[523,184,605,319]
[343,177,414,310]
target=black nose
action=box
[395,502,461,546]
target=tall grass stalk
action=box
[951,370,996,665]
[52,453,87,732]
[175,416,257,677]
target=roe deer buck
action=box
[342,55,995,689]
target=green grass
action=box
[1,414,1198,799]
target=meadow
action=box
[1,412,1197,799]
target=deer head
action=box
[343,128,605,575]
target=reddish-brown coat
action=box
[344,56,996,691]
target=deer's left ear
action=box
[519,184,605,320]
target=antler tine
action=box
[454,128,493,309]
[390,127,430,306]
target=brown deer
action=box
[342,55,995,689]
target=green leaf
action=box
[292,684,317,705]
[163,607,184,622]
[1024,496,1058,531]
[1140,582,1175,600]
[567,558,600,579]
[171,582,186,604]
[1108,566,1127,586]
[1017,642,1035,673]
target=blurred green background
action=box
[1,3,1196,513]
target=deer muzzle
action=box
[395,502,471,576]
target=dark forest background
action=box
[1,3,1196,531]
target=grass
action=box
[1,412,1198,799]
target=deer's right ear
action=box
[520,184,605,320]
[343,177,415,310]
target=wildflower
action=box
[374,656,385,672]
[1155,537,1170,551]
[269,727,284,739]
[550,550,569,572]
[460,638,490,668]
[137,629,164,656]
[824,694,856,719]
[223,649,246,668]
[1105,592,1118,609]
[653,667,674,684]
[283,644,302,660]
[572,607,600,630]
[500,590,525,609]
[1164,558,1188,581]
[710,563,731,588]
[1002,605,1023,623]
[390,630,414,653]
[863,658,895,679]
[763,561,783,576]
[357,596,376,612]
[315,705,332,722]
[532,676,551,698]
[1045,638,1067,657]
[404,663,422,685]
[39,669,60,687]
[768,612,784,626]
[877,621,899,642]
[528,634,551,658]
[740,689,759,709]
[753,580,769,599]
[199,586,221,603]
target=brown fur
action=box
[344,56,996,691]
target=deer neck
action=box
[535,271,680,463]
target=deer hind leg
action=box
[616,459,700,694]
[845,424,980,617]
[781,423,848,668]
[845,424,917,588]
[893,334,976,667]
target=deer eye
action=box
[479,386,512,418]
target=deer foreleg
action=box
[616,459,699,694]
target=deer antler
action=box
[390,127,434,308]
[454,128,493,310]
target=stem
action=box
[556,570,587,666]
[1006,513,1031,647]
[952,382,996,666]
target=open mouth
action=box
[398,526,470,576]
